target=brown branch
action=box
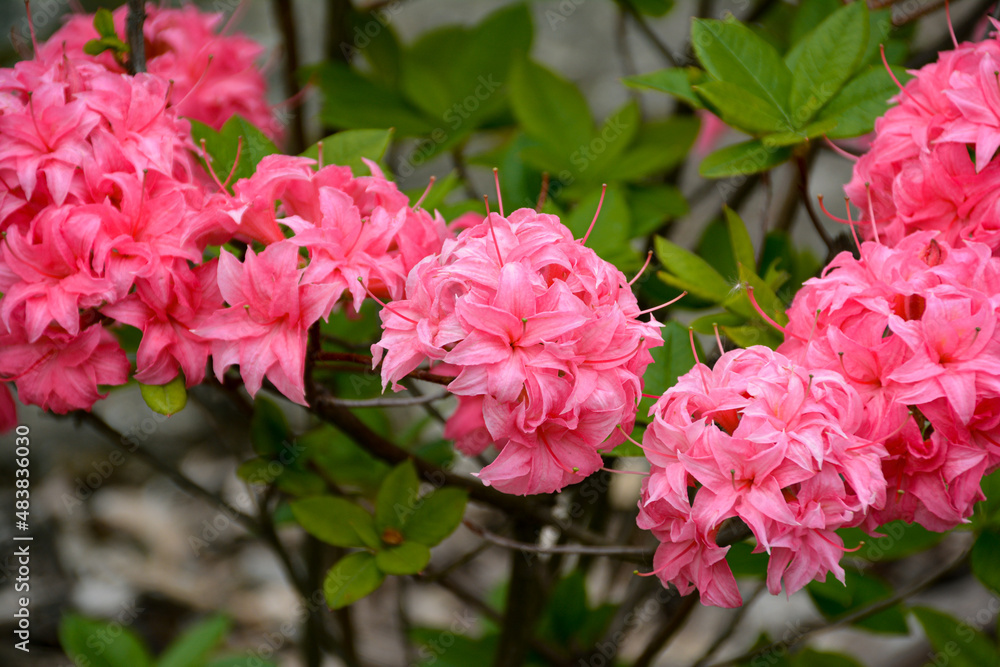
[126,0,146,74]
[464,520,653,562]
[271,0,307,152]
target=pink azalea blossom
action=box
[0,383,16,433]
[196,242,335,405]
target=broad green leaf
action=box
[913,606,1000,667]
[59,614,154,667]
[792,648,863,667]
[139,376,187,416]
[93,8,116,39]
[630,0,674,16]
[190,116,278,186]
[157,615,231,667]
[837,521,943,563]
[311,62,436,136]
[349,11,402,86]
[623,67,705,108]
[324,552,385,609]
[787,1,869,126]
[612,116,699,181]
[409,631,499,667]
[721,321,782,349]
[820,66,912,139]
[300,129,393,175]
[974,468,1000,528]
[587,101,642,180]
[291,496,380,549]
[789,0,839,46]
[628,184,688,237]
[723,206,756,274]
[249,396,291,457]
[655,236,734,303]
[207,658,278,667]
[807,569,908,634]
[971,529,1000,595]
[509,60,593,158]
[699,139,792,178]
[691,19,793,125]
[729,262,788,327]
[860,9,895,69]
[375,460,421,532]
[689,311,747,336]
[695,80,790,134]
[642,321,702,397]
[236,458,325,497]
[402,488,468,546]
[375,541,432,575]
[761,117,838,147]
[726,541,768,578]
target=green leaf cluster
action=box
[290,460,468,608]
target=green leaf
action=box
[972,529,1000,595]
[913,606,1000,667]
[291,496,381,549]
[302,425,389,494]
[189,116,278,186]
[791,648,863,667]
[695,80,790,134]
[375,541,432,575]
[974,468,1000,528]
[787,1,869,126]
[157,615,231,667]
[311,62,436,137]
[723,206,756,274]
[409,631,499,667]
[789,0,839,46]
[837,521,943,563]
[629,0,674,16]
[207,658,278,667]
[807,569,908,634]
[324,552,385,609]
[375,460,421,532]
[641,321,702,398]
[612,116,699,181]
[761,117,838,147]
[300,129,393,175]
[93,8,116,38]
[541,571,587,643]
[402,488,468,547]
[725,541,768,578]
[510,60,593,158]
[699,139,792,178]
[623,67,705,108]
[819,65,912,139]
[586,101,642,180]
[60,614,154,667]
[628,184,688,237]
[728,262,788,327]
[654,236,732,303]
[691,18,793,126]
[349,11,402,86]
[249,396,291,457]
[139,376,187,416]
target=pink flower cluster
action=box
[639,347,887,606]
[0,43,233,414]
[0,6,448,424]
[373,209,663,495]
[201,156,450,405]
[642,28,1000,604]
[846,23,1000,250]
[38,3,278,140]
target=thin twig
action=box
[315,351,454,386]
[620,0,678,66]
[632,594,700,667]
[795,154,835,254]
[464,520,653,562]
[271,0,307,152]
[81,411,257,531]
[706,544,972,667]
[321,391,450,408]
[691,583,765,667]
